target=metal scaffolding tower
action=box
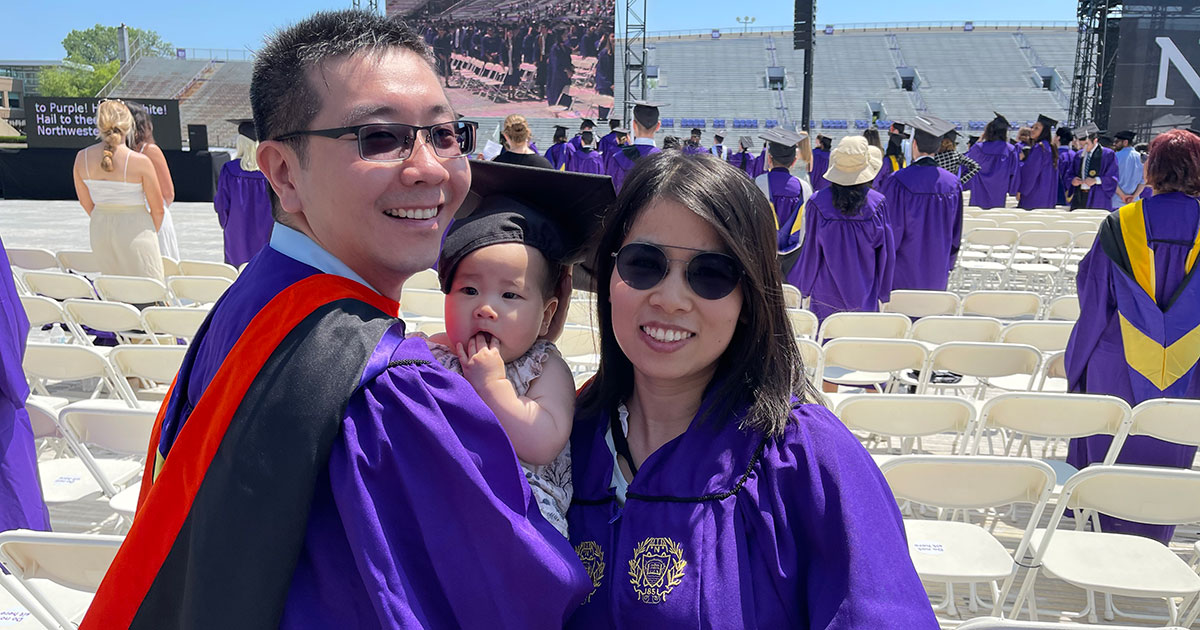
[353,0,381,13]
[1070,0,1122,127]
[622,0,647,124]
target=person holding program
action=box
[72,99,165,281]
[82,11,590,629]
[566,151,936,626]
[423,161,614,537]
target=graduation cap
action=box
[631,100,668,129]
[613,127,630,136]
[553,125,569,140]
[1037,114,1059,129]
[441,161,616,293]
[227,118,257,141]
[991,112,1010,130]
[1114,129,1136,141]
[738,135,753,150]
[580,119,596,130]
[713,132,725,142]
[967,134,980,147]
[906,115,956,145]
[1078,122,1101,138]
[759,128,806,162]
[689,127,702,136]
[888,122,911,139]
[608,118,622,129]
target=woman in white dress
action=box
[71,99,165,280]
[126,101,180,260]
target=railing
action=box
[172,48,254,61]
[96,36,149,98]
[641,20,1075,39]
[1013,32,1072,110]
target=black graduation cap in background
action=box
[442,160,616,292]
[227,118,257,141]
[889,122,911,139]
[631,99,668,129]
[690,128,702,136]
[1037,114,1059,128]
[991,112,1010,130]
[1114,130,1136,141]
[553,125,569,140]
[580,119,595,129]
[613,127,630,136]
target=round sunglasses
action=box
[612,242,743,300]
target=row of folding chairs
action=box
[19,269,232,308]
[8,246,238,280]
[882,290,1078,321]
[23,343,186,406]
[449,53,510,102]
[954,228,1095,297]
[23,297,209,346]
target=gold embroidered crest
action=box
[574,541,605,603]
[1089,170,1097,176]
[628,537,687,604]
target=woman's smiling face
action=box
[608,198,743,387]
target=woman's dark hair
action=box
[1146,129,1200,195]
[831,182,871,216]
[885,133,904,157]
[662,135,681,151]
[862,128,881,150]
[818,136,832,152]
[577,151,820,437]
[981,119,1008,143]
[126,102,154,148]
[1032,122,1058,168]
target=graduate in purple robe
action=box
[569,119,595,152]
[790,136,894,321]
[879,115,964,291]
[681,128,708,156]
[965,114,1020,209]
[708,133,728,160]
[753,128,813,253]
[727,136,757,177]
[1068,123,1121,211]
[606,100,665,192]
[0,235,51,534]
[545,32,572,107]
[1055,126,1077,207]
[82,14,590,629]
[1016,114,1060,209]
[875,123,909,191]
[751,145,768,178]
[809,134,831,191]
[569,150,937,628]
[215,120,274,266]
[1065,130,1200,543]
[597,120,620,162]
[566,131,605,175]
[545,125,576,171]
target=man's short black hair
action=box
[250,10,434,220]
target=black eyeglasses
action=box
[273,120,477,162]
[613,242,743,300]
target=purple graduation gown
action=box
[214,160,274,267]
[1016,140,1058,209]
[874,154,904,191]
[759,167,808,252]
[1065,193,1200,542]
[545,142,576,171]
[681,144,708,156]
[0,236,50,533]
[570,135,584,152]
[1056,146,1076,206]
[1071,146,1120,211]
[810,148,831,191]
[567,148,605,175]
[879,160,964,291]
[157,246,590,627]
[728,150,756,177]
[566,397,939,628]
[607,144,661,192]
[752,148,768,178]
[790,188,895,321]
[965,141,1019,209]
[598,132,619,165]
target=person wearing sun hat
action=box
[789,136,895,321]
[878,114,964,291]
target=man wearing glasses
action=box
[82,10,591,630]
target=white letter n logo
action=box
[1147,37,1200,105]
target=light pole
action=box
[735,16,756,34]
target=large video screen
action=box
[389,0,616,119]
[1107,1,1200,135]
[24,97,182,150]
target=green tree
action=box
[37,24,172,97]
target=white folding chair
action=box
[6,248,60,272]
[882,290,961,318]
[167,275,233,306]
[816,311,911,343]
[55,250,101,275]
[1103,398,1200,466]
[880,456,1056,618]
[821,337,928,397]
[971,392,1130,489]
[93,275,170,305]
[21,343,137,405]
[555,326,600,374]
[999,321,1074,353]
[63,298,159,345]
[52,399,155,500]
[917,342,1042,398]
[957,616,1179,629]
[406,268,442,291]
[178,259,238,280]
[961,291,1043,321]
[781,283,803,309]
[21,270,97,301]
[955,228,1019,291]
[909,315,1004,345]
[1045,294,1080,321]
[141,305,210,342]
[399,288,446,322]
[25,395,69,459]
[835,394,976,458]
[107,345,187,400]
[0,530,123,630]
[161,256,180,278]
[786,309,819,339]
[1003,230,1073,294]
[1009,466,1200,625]
[20,295,87,344]
[797,338,823,385]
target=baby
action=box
[421,202,580,537]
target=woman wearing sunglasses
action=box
[567,151,936,627]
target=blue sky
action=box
[1,0,1078,61]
